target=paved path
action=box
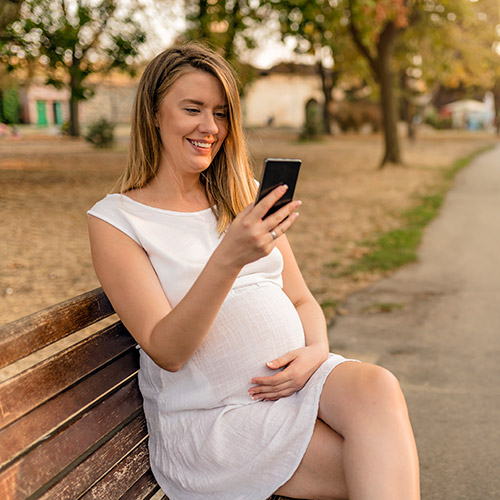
[327,144,500,499]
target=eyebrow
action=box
[180,99,227,108]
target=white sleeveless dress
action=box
[88,194,353,500]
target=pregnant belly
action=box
[143,283,306,411]
[200,282,305,379]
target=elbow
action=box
[154,357,185,373]
[151,354,185,373]
[164,361,184,373]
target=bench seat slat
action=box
[0,288,114,369]
[0,322,135,429]
[80,440,152,500]
[0,351,139,468]
[38,415,148,500]
[0,379,143,500]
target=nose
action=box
[199,111,219,135]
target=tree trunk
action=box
[374,23,401,167]
[493,80,500,136]
[317,61,333,134]
[69,95,79,136]
[400,71,416,142]
[348,12,403,167]
[198,0,211,39]
[69,70,80,137]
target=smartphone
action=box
[255,158,302,219]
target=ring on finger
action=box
[270,230,278,240]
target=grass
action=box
[364,302,405,313]
[320,299,340,320]
[343,146,494,276]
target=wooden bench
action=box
[0,287,166,500]
[0,288,295,500]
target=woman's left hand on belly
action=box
[248,344,326,401]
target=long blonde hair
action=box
[117,42,257,233]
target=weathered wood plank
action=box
[80,440,151,500]
[38,415,148,500]
[0,321,134,429]
[0,287,164,500]
[0,379,143,500]
[0,288,114,369]
[119,470,163,500]
[0,350,139,468]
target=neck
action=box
[145,165,210,211]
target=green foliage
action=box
[268,0,343,50]
[261,1,361,135]
[1,87,20,124]
[85,118,115,148]
[0,0,146,135]
[300,98,324,140]
[60,120,71,136]
[182,0,260,93]
[424,111,452,130]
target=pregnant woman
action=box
[87,43,420,500]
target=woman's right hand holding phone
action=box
[217,185,301,271]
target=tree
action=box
[182,0,260,93]
[261,0,347,134]
[401,1,492,97]
[346,0,410,166]
[0,0,146,136]
[460,0,500,134]
[347,0,496,166]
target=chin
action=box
[195,158,214,172]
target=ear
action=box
[153,114,159,128]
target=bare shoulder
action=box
[88,214,171,349]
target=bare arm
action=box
[89,185,300,372]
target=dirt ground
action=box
[0,127,496,325]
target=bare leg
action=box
[274,419,348,500]
[319,362,420,500]
[274,362,419,500]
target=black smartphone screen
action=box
[255,158,302,218]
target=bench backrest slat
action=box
[118,470,163,500]
[38,415,149,500]
[0,289,168,499]
[79,440,153,499]
[0,351,139,468]
[0,288,114,369]
[0,322,135,429]
[0,379,143,499]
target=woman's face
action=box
[155,70,229,177]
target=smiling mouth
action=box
[187,139,213,150]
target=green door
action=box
[53,101,63,125]
[36,100,48,126]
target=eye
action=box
[185,108,200,114]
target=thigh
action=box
[273,419,348,500]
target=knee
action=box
[351,364,408,418]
